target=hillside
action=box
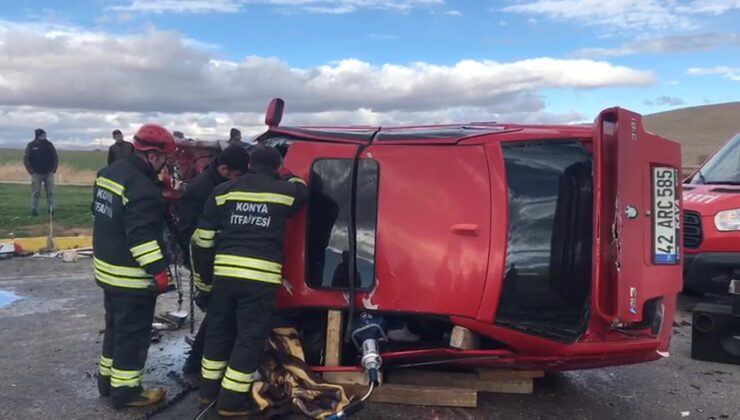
[643,102,740,166]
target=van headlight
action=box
[715,209,740,231]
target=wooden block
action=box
[477,369,544,381]
[323,371,383,385]
[325,310,342,367]
[388,370,533,395]
[449,326,480,350]
[343,383,477,408]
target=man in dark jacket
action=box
[107,129,134,166]
[175,145,250,374]
[191,146,308,416]
[93,123,176,409]
[24,128,58,216]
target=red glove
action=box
[154,271,170,293]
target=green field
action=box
[0,148,107,172]
[0,183,93,238]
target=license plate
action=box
[653,167,680,264]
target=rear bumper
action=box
[683,252,740,294]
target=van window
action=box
[306,159,379,290]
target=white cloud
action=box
[501,0,695,30]
[444,10,463,16]
[687,66,740,81]
[573,32,740,57]
[0,20,654,146]
[108,0,245,13]
[108,0,444,14]
[676,0,740,14]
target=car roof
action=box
[259,122,594,144]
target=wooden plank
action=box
[477,369,544,381]
[343,383,477,408]
[388,370,533,395]
[323,371,383,386]
[325,310,342,367]
[449,326,480,350]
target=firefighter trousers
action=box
[97,290,156,407]
[199,277,278,411]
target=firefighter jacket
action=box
[191,168,308,289]
[92,155,168,294]
[175,163,226,292]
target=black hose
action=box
[343,139,373,342]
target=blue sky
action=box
[0,0,738,147]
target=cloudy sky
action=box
[0,0,738,148]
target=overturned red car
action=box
[168,100,683,373]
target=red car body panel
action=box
[169,105,683,371]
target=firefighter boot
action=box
[112,387,167,409]
[97,374,111,397]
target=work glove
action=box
[154,271,170,293]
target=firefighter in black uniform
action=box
[175,145,250,374]
[191,145,308,416]
[92,123,176,409]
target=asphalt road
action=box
[0,257,738,420]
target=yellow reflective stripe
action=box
[100,356,113,367]
[96,177,129,204]
[130,240,159,257]
[96,177,125,195]
[194,274,212,292]
[94,258,149,278]
[95,270,153,289]
[202,368,224,380]
[214,254,282,274]
[135,250,164,266]
[225,367,259,383]
[111,377,142,388]
[202,358,227,370]
[99,365,111,376]
[221,376,251,393]
[215,191,294,207]
[288,177,306,185]
[214,266,282,284]
[196,229,216,240]
[110,367,143,387]
[111,368,143,379]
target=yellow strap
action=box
[94,258,149,278]
[214,254,282,274]
[221,376,251,393]
[130,240,160,257]
[215,191,294,207]
[195,229,216,239]
[213,266,282,284]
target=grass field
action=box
[0,148,107,171]
[0,183,93,238]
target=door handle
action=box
[450,224,478,235]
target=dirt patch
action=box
[16,225,93,237]
[0,163,96,184]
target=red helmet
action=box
[133,124,176,154]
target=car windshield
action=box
[691,134,740,184]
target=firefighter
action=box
[175,145,251,374]
[191,145,308,416]
[92,123,176,409]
